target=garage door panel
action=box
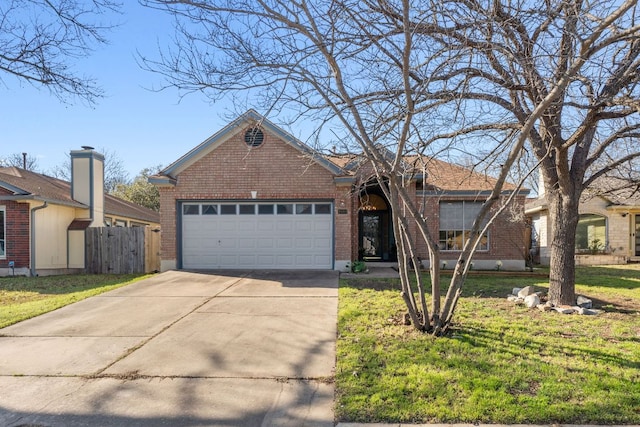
[257,238,274,249]
[182,201,333,269]
[257,255,275,266]
[276,222,294,232]
[238,238,256,249]
[277,238,294,249]
[257,221,275,232]
[295,238,314,249]
[295,221,313,232]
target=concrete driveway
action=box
[0,270,338,427]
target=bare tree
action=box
[140,0,535,335]
[49,148,130,193]
[0,0,120,104]
[0,152,39,171]
[397,0,640,306]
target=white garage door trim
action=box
[180,201,333,269]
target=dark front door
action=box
[361,212,383,260]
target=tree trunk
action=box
[547,189,579,306]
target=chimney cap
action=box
[81,145,94,150]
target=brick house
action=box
[150,110,529,272]
[0,148,160,276]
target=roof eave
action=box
[148,176,177,187]
[0,194,87,208]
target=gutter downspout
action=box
[30,202,48,277]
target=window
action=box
[220,204,237,215]
[0,206,5,258]
[183,204,200,215]
[315,204,331,214]
[277,204,294,214]
[439,201,489,251]
[104,216,113,227]
[239,204,255,215]
[114,219,127,227]
[202,204,217,215]
[258,204,274,215]
[576,214,606,252]
[296,203,313,214]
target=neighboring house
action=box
[150,110,529,272]
[0,148,160,276]
[526,182,640,265]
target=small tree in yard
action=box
[138,0,635,332]
[112,166,162,212]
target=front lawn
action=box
[0,274,150,329]
[336,265,640,424]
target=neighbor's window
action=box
[575,214,607,252]
[104,216,113,227]
[0,206,5,258]
[114,219,127,227]
[439,201,489,251]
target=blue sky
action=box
[0,2,241,178]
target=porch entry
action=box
[358,191,396,262]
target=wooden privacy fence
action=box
[85,226,161,274]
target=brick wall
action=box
[415,194,528,263]
[157,126,354,264]
[0,200,30,268]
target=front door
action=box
[635,215,640,256]
[361,212,383,260]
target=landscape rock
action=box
[537,303,552,312]
[524,294,540,308]
[554,306,575,314]
[507,295,522,303]
[577,307,599,315]
[512,287,522,296]
[577,295,593,309]
[518,286,536,298]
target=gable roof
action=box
[155,109,344,181]
[0,167,160,223]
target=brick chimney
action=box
[70,147,104,227]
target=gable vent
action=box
[244,127,264,147]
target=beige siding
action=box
[32,203,76,269]
[68,230,85,268]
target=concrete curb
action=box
[336,424,640,427]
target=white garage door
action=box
[181,201,333,269]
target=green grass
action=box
[0,274,151,329]
[337,265,640,424]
